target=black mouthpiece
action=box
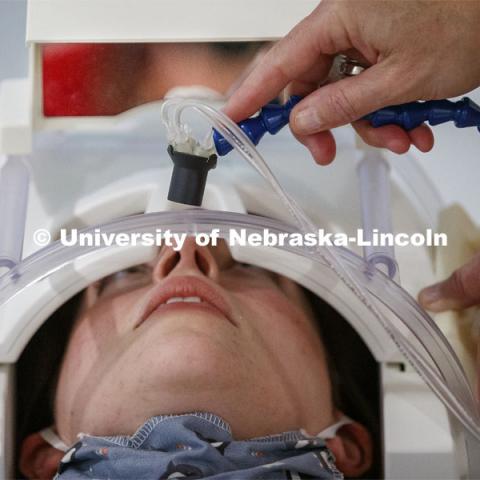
[167,145,217,206]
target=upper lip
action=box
[136,276,236,327]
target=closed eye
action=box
[238,262,253,268]
[98,264,153,296]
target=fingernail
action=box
[386,138,409,154]
[419,285,442,304]
[419,285,451,312]
[294,108,324,134]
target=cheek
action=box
[78,286,148,343]
[56,290,144,405]
[56,314,112,408]
[238,286,304,327]
[223,272,326,368]
[235,287,323,356]
[232,288,333,411]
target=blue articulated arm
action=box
[213,96,480,156]
[213,95,303,156]
[365,97,480,132]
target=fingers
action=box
[292,129,337,166]
[353,121,411,153]
[294,121,433,165]
[419,253,480,312]
[353,121,434,154]
[224,11,334,122]
[408,124,434,152]
[284,57,334,98]
[290,62,413,136]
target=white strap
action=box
[39,426,69,452]
[316,415,353,439]
[301,415,353,440]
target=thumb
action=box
[290,62,407,136]
[419,253,480,312]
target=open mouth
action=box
[137,276,237,328]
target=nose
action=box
[152,237,220,282]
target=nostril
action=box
[195,250,211,277]
[162,251,181,277]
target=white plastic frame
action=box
[2,0,319,144]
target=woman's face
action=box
[55,239,335,444]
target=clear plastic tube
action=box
[161,99,480,444]
[356,147,399,280]
[161,100,317,233]
[0,156,30,269]
[1,208,479,441]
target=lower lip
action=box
[144,302,233,325]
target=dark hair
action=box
[305,289,382,479]
[14,294,82,479]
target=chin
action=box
[138,331,244,391]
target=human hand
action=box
[419,253,480,312]
[224,0,480,165]
[419,252,480,401]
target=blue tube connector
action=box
[214,95,480,157]
[365,97,480,132]
[213,95,303,156]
